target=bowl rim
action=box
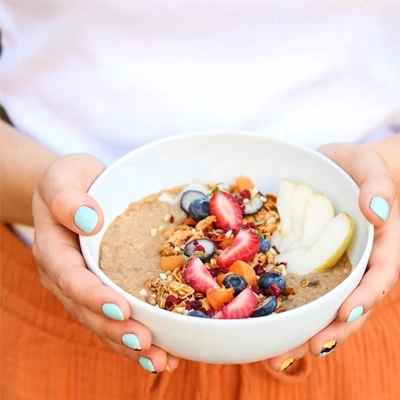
[80,130,374,325]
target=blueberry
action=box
[259,238,271,253]
[188,310,209,318]
[184,238,215,262]
[180,190,207,213]
[243,192,264,215]
[258,272,286,294]
[252,296,277,317]
[222,274,248,297]
[188,197,210,221]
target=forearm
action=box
[0,120,60,225]
[367,133,400,209]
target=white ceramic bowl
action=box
[80,131,374,364]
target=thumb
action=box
[37,154,106,235]
[318,143,397,227]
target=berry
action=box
[252,296,277,317]
[188,310,209,318]
[183,257,217,294]
[180,190,207,213]
[188,198,210,222]
[184,238,215,262]
[216,230,260,267]
[220,286,258,319]
[243,192,264,215]
[209,191,243,231]
[222,274,248,297]
[258,272,286,294]
[259,238,271,253]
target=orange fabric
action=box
[1,223,400,400]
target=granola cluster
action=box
[139,183,297,316]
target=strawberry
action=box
[183,257,218,294]
[216,229,260,267]
[220,286,258,319]
[209,191,242,231]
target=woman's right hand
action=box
[31,154,180,373]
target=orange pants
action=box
[1,223,399,400]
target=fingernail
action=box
[369,196,389,221]
[122,333,142,351]
[139,357,157,374]
[347,305,364,323]
[279,358,295,372]
[319,340,337,357]
[102,303,124,321]
[165,365,173,373]
[74,206,99,233]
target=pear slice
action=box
[301,193,335,248]
[272,180,355,276]
[276,179,296,236]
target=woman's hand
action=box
[267,142,400,372]
[32,154,180,373]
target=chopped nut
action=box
[146,296,157,306]
[300,279,309,288]
[160,273,167,280]
[139,288,147,296]
[150,228,158,237]
[282,286,297,296]
[163,214,171,222]
[158,225,165,231]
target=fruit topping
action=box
[184,238,215,262]
[180,190,207,213]
[206,287,235,311]
[188,197,210,222]
[220,286,258,319]
[252,296,277,317]
[216,230,260,267]
[258,237,271,254]
[209,190,243,231]
[258,272,286,295]
[243,191,265,215]
[188,310,210,318]
[221,274,248,297]
[271,179,355,275]
[235,176,255,193]
[183,257,218,294]
[228,260,258,286]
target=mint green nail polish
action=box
[347,305,364,323]
[74,206,99,233]
[122,333,142,350]
[369,196,389,221]
[139,357,157,373]
[102,303,124,321]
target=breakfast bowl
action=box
[79,131,374,364]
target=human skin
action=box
[1,119,400,372]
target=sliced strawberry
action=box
[183,257,218,294]
[209,191,242,231]
[216,229,260,267]
[220,286,258,319]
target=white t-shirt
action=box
[1,0,400,166]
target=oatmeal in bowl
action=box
[99,177,354,320]
[80,131,373,364]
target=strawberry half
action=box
[220,286,258,319]
[183,257,218,294]
[209,191,242,231]
[216,229,260,267]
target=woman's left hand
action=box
[267,142,400,372]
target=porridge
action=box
[99,177,352,319]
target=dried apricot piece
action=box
[228,260,257,286]
[235,176,255,193]
[206,287,235,311]
[159,255,185,271]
